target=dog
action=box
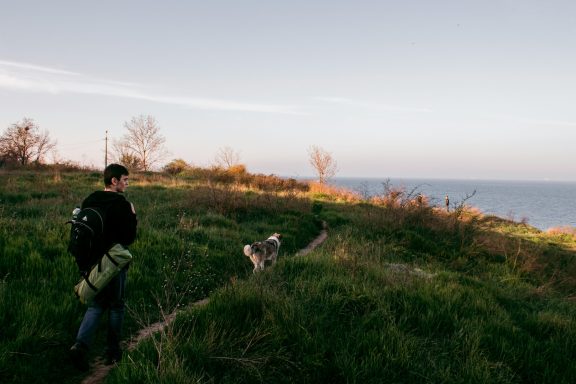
[243,233,282,273]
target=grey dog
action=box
[243,233,282,273]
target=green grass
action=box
[0,169,318,383]
[1,169,575,383]
[118,229,574,383]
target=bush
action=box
[163,159,191,175]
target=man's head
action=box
[104,163,129,193]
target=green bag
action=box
[74,243,132,305]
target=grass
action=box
[1,168,575,383]
[0,168,319,383]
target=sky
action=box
[1,0,575,180]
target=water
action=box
[327,177,576,231]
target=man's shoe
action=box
[69,343,89,371]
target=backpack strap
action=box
[83,250,121,292]
[96,251,119,272]
[81,271,98,292]
[105,251,120,266]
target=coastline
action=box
[298,177,576,231]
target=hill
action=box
[0,168,574,383]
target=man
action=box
[69,163,137,371]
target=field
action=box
[1,168,575,383]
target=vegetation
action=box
[0,118,56,166]
[214,147,242,170]
[308,145,338,184]
[0,168,575,383]
[113,115,167,171]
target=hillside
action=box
[0,168,575,383]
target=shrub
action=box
[163,159,191,175]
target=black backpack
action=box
[67,207,106,274]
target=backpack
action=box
[67,206,106,274]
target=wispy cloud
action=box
[0,60,298,114]
[0,60,80,76]
[315,97,432,113]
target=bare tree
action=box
[308,145,338,184]
[114,115,167,171]
[214,146,241,169]
[0,118,56,165]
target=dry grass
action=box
[547,226,576,237]
[307,181,361,202]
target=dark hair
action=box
[104,163,129,186]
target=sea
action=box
[324,177,576,231]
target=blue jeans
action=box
[76,268,127,357]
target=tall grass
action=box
[0,169,318,384]
[1,169,575,383]
[110,240,576,383]
[109,180,575,384]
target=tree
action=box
[0,118,56,166]
[214,146,241,169]
[308,145,338,184]
[114,115,167,171]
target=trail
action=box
[296,221,328,257]
[80,225,329,384]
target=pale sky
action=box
[1,0,575,180]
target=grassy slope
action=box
[0,169,319,384]
[1,170,575,383]
[110,185,576,384]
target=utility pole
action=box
[105,130,108,168]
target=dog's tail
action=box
[243,244,253,257]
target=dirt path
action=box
[296,221,328,257]
[81,226,328,384]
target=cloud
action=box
[0,73,62,94]
[0,60,80,76]
[315,96,432,113]
[0,60,298,114]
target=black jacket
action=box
[81,191,137,253]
